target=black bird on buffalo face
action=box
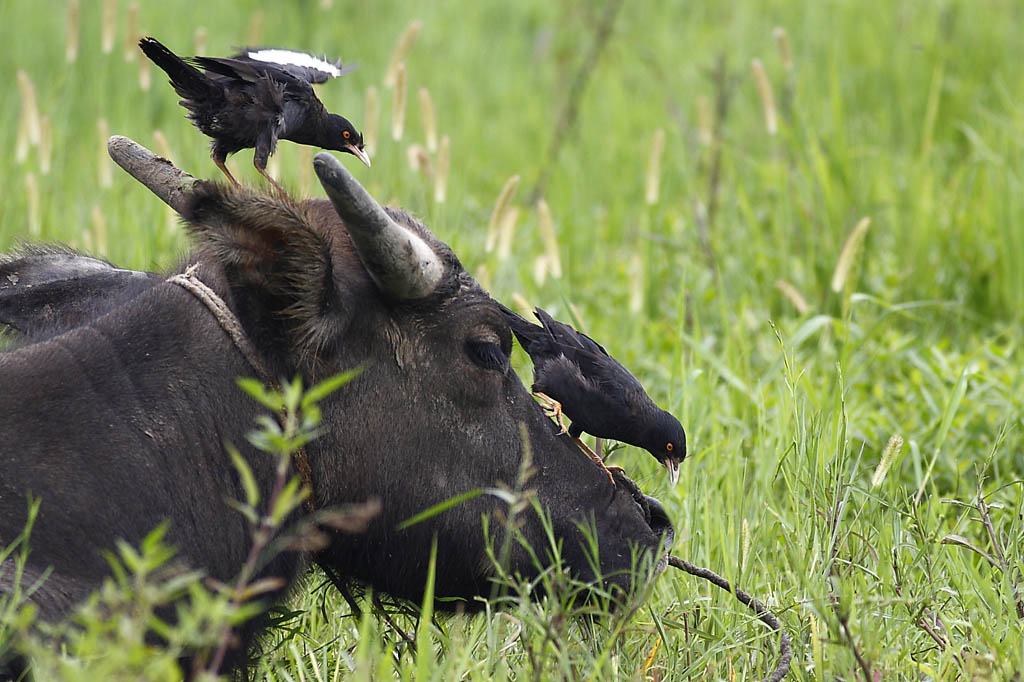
[139,37,369,193]
[500,304,686,487]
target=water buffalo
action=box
[0,137,673,665]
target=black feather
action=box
[500,303,686,477]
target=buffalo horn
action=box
[107,135,198,215]
[313,152,444,300]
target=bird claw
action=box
[533,392,568,434]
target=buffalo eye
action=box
[343,130,351,139]
[666,442,674,452]
[466,339,509,373]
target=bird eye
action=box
[343,130,351,139]
[466,340,508,373]
[666,442,674,452]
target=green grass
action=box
[3,0,1024,679]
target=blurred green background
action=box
[2,0,1023,679]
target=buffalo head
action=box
[0,138,672,636]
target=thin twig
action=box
[316,559,362,619]
[373,591,416,647]
[529,0,623,203]
[976,496,1024,619]
[667,555,791,682]
[838,612,873,682]
[892,549,966,670]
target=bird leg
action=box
[256,165,288,197]
[212,156,240,187]
[533,392,568,434]
[573,437,624,487]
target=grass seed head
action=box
[39,115,52,175]
[419,87,438,152]
[152,130,174,164]
[246,10,265,46]
[535,199,561,278]
[265,155,280,183]
[696,94,713,146]
[391,63,406,141]
[645,128,666,205]
[122,2,138,61]
[775,279,809,314]
[97,118,112,188]
[15,110,30,164]
[511,293,533,319]
[740,517,750,573]
[751,58,778,135]
[194,26,208,55]
[830,216,872,292]
[26,172,40,237]
[628,252,644,313]
[774,27,794,71]
[434,134,450,203]
[364,85,379,156]
[101,0,116,53]
[533,254,548,286]
[298,145,312,196]
[66,0,81,63]
[138,46,151,90]
[406,144,431,179]
[496,206,520,261]
[486,175,520,252]
[474,264,491,291]
[385,20,423,87]
[17,70,41,146]
[90,204,108,254]
[871,434,904,488]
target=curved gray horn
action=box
[107,135,198,215]
[313,152,444,300]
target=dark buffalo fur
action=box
[0,183,672,671]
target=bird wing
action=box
[232,48,356,84]
[497,302,554,357]
[532,307,649,405]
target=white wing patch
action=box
[244,49,342,77]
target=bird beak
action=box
[346,143,372,168]
[665,458,681,487]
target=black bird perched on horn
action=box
[139,37,369,193]
[501,305,686,487]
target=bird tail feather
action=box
[138,37,214,99]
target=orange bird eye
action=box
[343,130,351,139]
[666,442,674,452]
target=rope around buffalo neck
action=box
[168,265,316,512]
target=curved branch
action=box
[668,555,791,682]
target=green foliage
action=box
[2,0,1023,678]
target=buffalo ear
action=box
[183,183,338,363]
[0,246,159,338]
